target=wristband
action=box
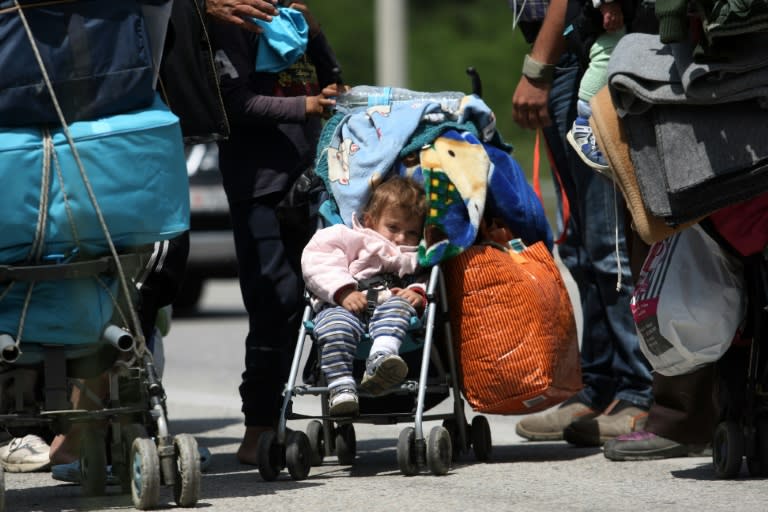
[522,54,555,84]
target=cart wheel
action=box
[397,427,418,476]
[306,420,325,466]
[335,423,356,466]
[442,418,466,461]
[713,420,744,478]
[471,415,492,462]
[173,434,201,507]
[426,425,452,476]
[286,431,312,480]
[257,430,283,481]
[746,419,768,477]
[130,437,161,510]
[119,423,148,494]
[80,427,108,497]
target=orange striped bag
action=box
[443,238,582,415]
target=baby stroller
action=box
[254,70,568,480]
[254,72,507,481]
[0,3,200,509]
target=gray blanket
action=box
[625,99,768,224]
[608,33,768,116]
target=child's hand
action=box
[599,2,624,32]
[337,289,367,314]
[283,2,321,37]
[305,84,342,117]
[393,288,424,310]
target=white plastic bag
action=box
[631,224,745,376]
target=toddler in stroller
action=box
[302,176,429,416]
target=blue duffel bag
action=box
[0,0,158,125]
[0,93,190,264]
[0,93,189,348]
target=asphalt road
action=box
[4,278,767,512]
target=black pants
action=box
[230,196,307,427]
[137,231,190,347]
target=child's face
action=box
[367,206,422,246]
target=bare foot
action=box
[49,429,81,466]
[236,426,274,465]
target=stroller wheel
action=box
[130,437,161,510]
[80,426,108,497]
[713,420,744,478]
[173,434,201,507]
[257,431,283,481]
[118,423,148,494]
[397,427,418,476]
[746,419,768,477]
[286,431,312,480]
[306,420,325,466]
[471,415,492,462]
[426,425,452,476]
[442,418,467,461]
[334,424,356,466]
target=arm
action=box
[209,22,307,125]
[511,0,569,130]
[206,0,278,32]
[301,226,360,306]
[208,7,338,125]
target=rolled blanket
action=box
[589,86,700,244]
[608,33,768,116]
[624,99,768,224]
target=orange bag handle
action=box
[533,129,570,245]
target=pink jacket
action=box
[301,218,426,307]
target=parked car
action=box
[174,143,238,313]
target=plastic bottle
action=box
[335,85,465,112]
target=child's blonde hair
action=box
[362,176,427,223]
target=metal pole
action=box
[375,0,407,87]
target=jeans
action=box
[543,52,652,411]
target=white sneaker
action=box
[0,434,51,473]
[328,386,359,416]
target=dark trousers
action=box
[229,196,305,427]
[137,231,190,346]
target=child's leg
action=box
[568,29,626,171]
[360,296,415,395]
[312,306,364,415]
[578,28,625,104]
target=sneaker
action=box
[515,396,599,441]
[566,116,610,172]
[603,430,711,461]
[359,351,408,396]
[328,386,359,416]
[0,435,51,473]
[563,399,649,447]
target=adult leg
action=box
[229,196,304,464]
[515,53,602,441]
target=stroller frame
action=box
[712,248,768,478]
[0,248,201,510]
[256,264,492,480]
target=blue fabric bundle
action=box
[252,6,309,73]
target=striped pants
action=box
[313,296,415,384]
